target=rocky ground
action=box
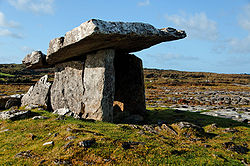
[146,87,250,123]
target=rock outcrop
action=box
[22,51,47,69]
[22,19,186,122]
[0,110,31,120]
[21,75,51,108]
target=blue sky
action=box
[0,0,250,74]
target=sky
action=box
[0,0,250,74]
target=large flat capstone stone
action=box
[46,19,186,65]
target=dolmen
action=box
[22,19,186,122]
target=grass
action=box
[0,108,249,165]
[0,72,15,77]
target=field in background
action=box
[0,64,249,106]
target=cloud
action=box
[8,0,54,14]
[0,11,19,28]
[0,28,23,38]
[238,3,250,31]
[138,0,150,6]
[165,12,218,41]
[21,46,34,53]
[218,55,250,67]
[227,3,250,54]
[160,53,198,61]
[0,11,22,39]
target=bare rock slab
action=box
[0,110,31,120]
[50,61,84,116]
[46,19,186,65]
[21,75,51,108]
[22,51,47,69]
[50,49,115,122]
[82,49,115,122]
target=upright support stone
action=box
[50,61,85,116]
[50,49,115,122]
[21,75,51,108]
[114,53,146,117]
[82,49,115,122]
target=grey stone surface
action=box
[50,61,85,117]
[46,19,186,65]
[22,51,47,69]
[50,49,115,122]
[32,116,49,120]
[21,75,51,108]
[25,104,40,110]
[53,108,72,116]
[82,49,115,122]
[5,98,21,109]
[0,97,11,109]
[0,110,31,120]
[43,141,54,146]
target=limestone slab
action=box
[21,75,51,108]
[22,51,47,69]
[50,49,115,122]
[82,49,115,122]
[46,19,186,65]
[50,61,85,116]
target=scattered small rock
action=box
[212,154,228,162]
[5,98,21,109]
[43,141,54,146]
[129,124,140,129]
[64,141,74,150]
[15,150,33,158]
[55,115,65,120]
[210,123,218,128]
[78,139,96,148]
[53,133,59,137]
[53,159,72,166]
[25,104,39,110]
[53,108,72,116]
[122,142,131,150]
[65,136,77,140]
[223,128,239,133]
[29,133,36,140]
[161,124,178,135]
[228,145,249,154]
[39,160,46,165]
[122,141,145,150]
[32,116,49,120]
[223,142,249,154]
[204,144,211,148]
[0,129,10,133]
[175,121,205,135]
[103,159,111,162]
[0,110,31,120]
[142,125,158,134]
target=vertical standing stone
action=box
[50,61,85,116]
[21,75,51,108]
[50,49,115,122]
[82,49,115,122]
[114,53,146,117]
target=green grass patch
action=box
[0,72,15,77]
[0,108,249,165]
